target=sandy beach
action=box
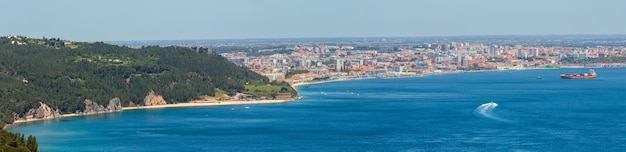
[8,99,293,127]
[122,99,292,111]
[11,114,80,124]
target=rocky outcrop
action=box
[107,97,123,112]
[143,90,167,106]
[82,97,124,114]
[23,102,60,120]
[12,112,19,122]
[128,101,136,107]
[83,99,106,114]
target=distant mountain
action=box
[0,36,296,127]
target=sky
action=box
[1,0,625,41]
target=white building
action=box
[336,59,344,71]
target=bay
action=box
[9,68,626,151]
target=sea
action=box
[9,68,626,151]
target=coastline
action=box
[122,99,291,111]
[291,77,377,89]
[6,67,608,129]
[7,99,293,128]
[289,67,596,88]
[9,113,81,125]
[292,78,357,88]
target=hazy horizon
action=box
[2,0,626,41]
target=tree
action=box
[26,135,38,152]
[0,130,35,152]
[0,37,295,125]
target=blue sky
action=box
[1,0,625,41]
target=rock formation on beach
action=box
[143,90,167,106]
[11,98,124,122]
[23,102,61,120]
[83,99,106,114]
[107,97,123,112]
[82,98,124,114]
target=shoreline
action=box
[291,77,373,88]
[7,99,293,128]
[6,67,613,129]
[289,67,608,88]
[122,99,291,111]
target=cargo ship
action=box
[560,69,596,79]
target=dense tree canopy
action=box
[0,130,36,152]
[0,37,295,127]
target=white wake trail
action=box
[475,102,504,121]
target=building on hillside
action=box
[262,73,285,82]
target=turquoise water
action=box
[9,68,626,151]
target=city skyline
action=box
[2,0,626,41]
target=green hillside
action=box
[0,130,37,152]
[0,36,296,127]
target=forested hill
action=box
[0,36,296,126]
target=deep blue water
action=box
[9,68,626,151]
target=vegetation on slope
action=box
[285,70,309,78]
[0,130,37,152]
[0,36,296,127]
[244,81,297,98]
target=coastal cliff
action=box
[12,97,124,123]
[144,90,167,106]
[17,102,61,121]
[81,98,123,114]
[107,98,123,112]
[82,99,106,114]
